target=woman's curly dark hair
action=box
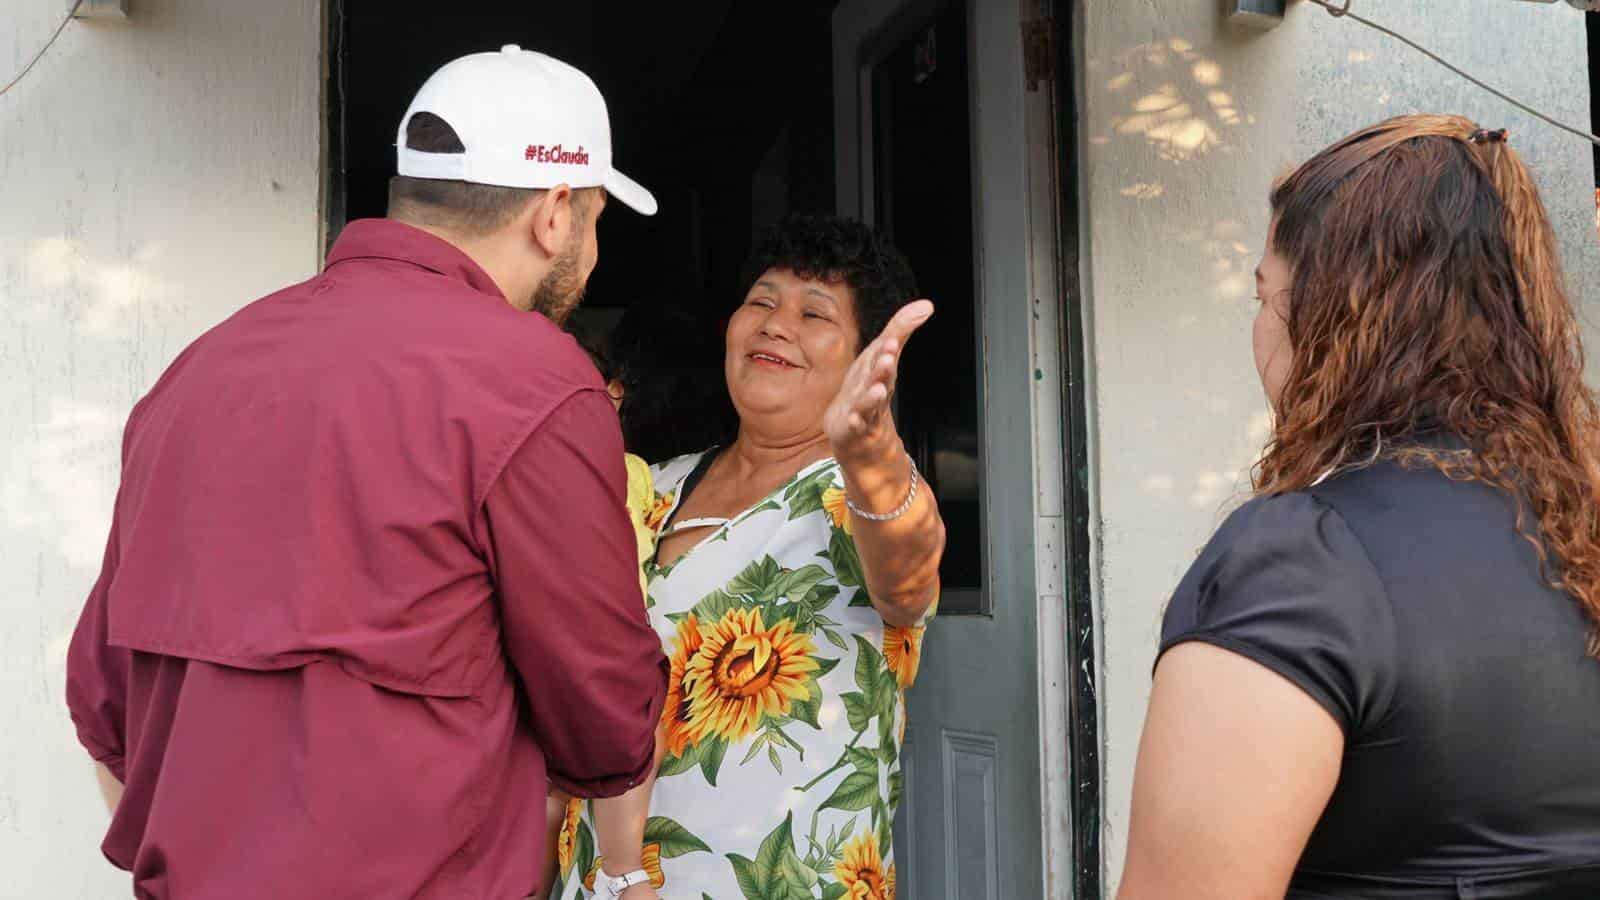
[1262,114,1600,652]
[739,214,918,350]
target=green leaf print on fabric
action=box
[729,854,763,900]
[701,736,729,787]
[818,769,879,813]
[728,813,809,900]
[784,466,836,520]
[643,816,712,858]
[779,845,819,893]
[771,564,831,607]
[803,583,840,612]
[666,587,739,627]
[726,556,783,599]
[853,635,892,715]
[575,821,595,896]
[827,529,865,588]
[879,732,898,765]
[846,745,879,774]
[788,681,823,730]
[739,722,806,772]
[841,691,871,733]
[877,698,898,747]
[874,802,894,869]
[658,739,702,778]
[786,655,841,731]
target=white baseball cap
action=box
[396,45,657,216]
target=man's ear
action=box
[524,184,575,259]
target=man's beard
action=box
[530,240,586,326]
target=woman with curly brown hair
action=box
[1120,114,1600,899]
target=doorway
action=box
[327,0,840,463]
[323,1,1096,896]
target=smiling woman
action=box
[550,215,947,899]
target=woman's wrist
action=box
[832,417,903,470]
[839,439,915,517]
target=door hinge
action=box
[1023,17,1055,91]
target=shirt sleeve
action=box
[483,390,668,798]
[1158,491,1397,736]
[65,494,131,781]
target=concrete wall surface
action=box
[0,1,322,895]
[1078,0,1599,889]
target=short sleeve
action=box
[1158,492,1396,736]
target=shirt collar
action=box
[325,218,508,303]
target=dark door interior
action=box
[869,0,983,610]
[329,0,837,462]
[328,0,984,602]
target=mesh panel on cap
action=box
[404,112,467,154]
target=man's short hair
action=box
[387,112,546,235]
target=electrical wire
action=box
[0,0,85,100]
[1306,0,1600,147]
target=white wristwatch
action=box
[595,868,652,898]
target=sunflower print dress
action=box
[550,453,928,900]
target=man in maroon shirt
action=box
[65,47,668,899]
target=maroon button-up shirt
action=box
[65,219,668,899]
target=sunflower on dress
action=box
[660,614,703,758]
[882,623,925,690]
[822,485,853,535]
[836,833,896,900]
[556,797,583,879]
[683,607,820,745]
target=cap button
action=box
[501,44,521,54]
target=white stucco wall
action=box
[1081,0,1600,889]
[0,1,322,895]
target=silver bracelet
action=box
[844,454,921,522]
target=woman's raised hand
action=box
[824,300,934,463]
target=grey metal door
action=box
[833,0,1073,897]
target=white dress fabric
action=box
[550,452,926,900]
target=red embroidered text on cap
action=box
[524,144,590,165]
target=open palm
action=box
[824,299,934,461]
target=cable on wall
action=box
[0,1,85,100]
[1306,0,1600,148]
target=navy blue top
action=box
[1161,454,1600,898]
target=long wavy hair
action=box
[1259,113,1600,648]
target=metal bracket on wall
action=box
[1228,0,1289,29]
[71,0,130,19]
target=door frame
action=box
[321,0,348,254]
[319,0,1103,890]
[1048,3,1101,897]
[834,0,1100,895]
